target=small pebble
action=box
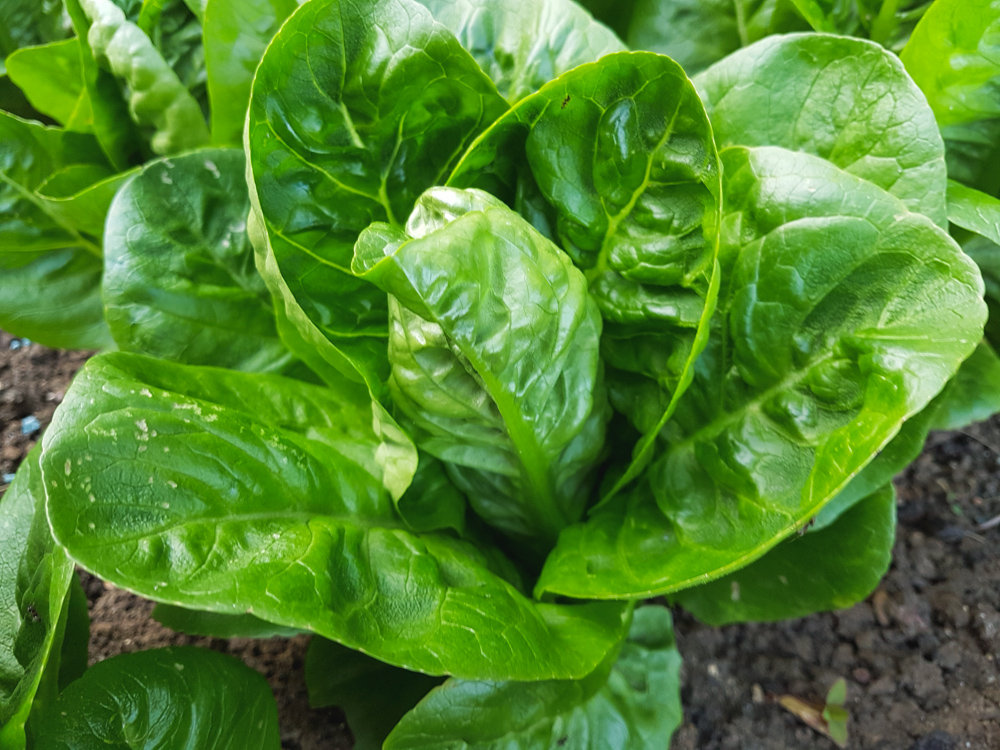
[8,338,30,351]
[20,415,40,435]
[2,473,15,485]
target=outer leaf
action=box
[4,39,92,131]
[305,638,443,750]
[384,605,683,750]
[0,0,71,57]
[35,167,137,241]
[949,180,1000,244]
[416,0,625,104]
[246,0,508,390]
[902,0,1000,195]
[448,51,722,503]
[929,340,1000,431]
[674,486,895,624]
[203,0,301,146]
[103,148,290,371]
[151,604,304,638]
[0,448,78,750]
[76,0,211,154]
[537,146,985,600]
[34,647,280,749]
[354,188,608,550]
[695,33,949,227]
[42,353,627,680]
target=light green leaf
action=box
[416,0,625,104]
[305,638,443,750]
[354,187,609,552]
[929,340,1000,431]
[675,486,895,624]
[203,0,301,146]
[0,447,78,750]
[696,33,949,227]
[246,0,509,391]
[384,605,683,750]
[42,352,627,680]
[34,647,281,749]
[949,179,1000,244]
[448,50,723,506]
[103,148,291,371]
[152,604,305,638]
[537,146,986,600]
[36,166,137,241]
[4,39,93,131]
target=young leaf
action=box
[416,0,625,104]
[384,605,683,749]
[674,486,895,624]
[305,638,443,750]
[246,0,509,390]
[42,352,627,680]
[695,33,948,227]
[151,605,305,638]
[4,39,92,131]
[0,448,79,750]
[103,148,292,371]
[537,147,986,600]
[33,647,281,749]
[203,0,301,146]
[354,187,609,550]
[448,50,723,503]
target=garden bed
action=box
[2,328,998,750]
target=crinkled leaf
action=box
[354,188,609,551]
[0,447,78,750]
[416,0,625,104]
[448,51,722,504]
[203,0,301,146]
[537,146,985,599]
[384,605,683,750]
[43,352,627,679]
[151,604,304,638]
[34,647,281,750]
[696,33,948,227]
[305,638,443,750]
[4,39,93,131]
[247,0,509,391]
[675,486,895,624]
[103,148,291,371]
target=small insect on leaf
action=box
[26,603,40,623]
[561,94,571,109]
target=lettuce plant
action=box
[2,0,1000,747]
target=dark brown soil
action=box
[3,329,999,749]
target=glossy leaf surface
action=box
[416,0,624,103]
[4,39,92,130]
[384,605,683,749]
[306,638,443,750]
[449,51,722,500]
[247,0,508,389]
[675,486,895,624]
[696,33,948,226]
[34,647,281,749]
[42,353,627,679]
[0,448,78,750]
[103,148,290,371]
[537,146,986,599]
[354,188,608,550]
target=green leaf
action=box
[0,447,78,750]
[626,0,810,75]
[305,638,443,750]
[74,0,211,155]
[42,352,627,680]
[36,166,137,241]
[354,188,609,552]
[4,39,93,131]
[447,50,723,506]
[34,647,281,749]
[384,605,683,749]
[929,340,1000,431]
[395,453,467,535]
[0,0,71,57]
[203,0,301,146]
[949,180,1000,244]
[695,33,949,227]
[536,146,986,600]
[674,486,895,624]
[416,0,625,104]
[151,604,304,638]
[246,0,509,391]
[103,148,291,372]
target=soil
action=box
[2,328,999,749]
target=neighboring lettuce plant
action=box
[1,0,999,747]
